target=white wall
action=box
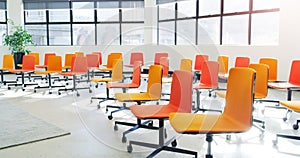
[2,0,300,80]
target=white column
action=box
[7,0,24,29]
[144,0,157,45]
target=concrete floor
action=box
[0,75,300,158]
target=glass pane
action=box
[122,8,144,21]
[73,9,94,22]
[253,0,280,10]
[223,15,248,45]
[199,0,221,16]
[122,23,144,45]
[224,0,249,13]
[177,19,196,45]
[177,0,196,18]
[25,10,46,22]
[251,12,279,45]
[159,2,175,20]
[0,10,6,22]
[97,24,120,45]
[122,1,144,8]
[198,17,220,44]
[97,9,119,22]
[97,1,119,8]
[49,9,70,22]
[49,24,71,45]
[159,21,175,45]
[73,2,94,9]
[0,24,6,45]
[26,25,47,46]
[73,24,95,46]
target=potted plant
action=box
[3,19,36,69]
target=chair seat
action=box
[162,77,172,83]
[0,68,9,71]
[169,113,251,134]
[36,65,47,69]
[9,69,33,73]
[35,70,61,75]
[194,83,218,89]
[60,72,85,76]
[107,82,139,88]
[98,67,112,72]
[130,105,178,119]
[115,92,160,102]
[92,77,113,83]
[268,82,300,88]
[280,101,300,112]
[216,91,226,98]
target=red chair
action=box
[126,70,193,155]
[124,52,144,68]
[154,52,168,65]
[92,52,102,66]
[193,54,209,72]
[234,56,250,67]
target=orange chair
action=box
[126,70,193,155]
[124,52,144,68]
[194,61,220,113]
[259,57,278,82]
[273,100,300,146]
[193,54,209,72]
[62,53,76,71]
[75,52,84,57]
[8,55,38,91]
[234,56,250,67]
[58,56,90,96]
[100,52,122,72]
[113,65,163,143]
[28,52,40,66]
[34,56,65,94]
[167,67,255,158]
[0,54,15,86]
[90,59,123,108]
[268,60,300,100]
[105,61,141,120]
[36,53,56,69]
[154,52,168,65]
[180,58,192,72]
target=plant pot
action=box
[13,52,25,69]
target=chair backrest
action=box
[160,57,169,77]
[64,53,76,67]
[147,65,163,100]
[75,52,84,57]
[107,52,122,68]
[223,67,255,128]
[169,70,193,113]
[288,60,300,85]
[2,54,14,69]
[92,52,102,65]
[86,54,100,68]
[28,52,40,65]
[47,56,62,72]
[199,61,219,87]
[111,59,123,82]
[180,58,192,72]
[249,64,269,99]
[22,55,35,71]
[154,52,168,65]
[218,55,228,74]
[44,53,56,66]
[129,52,144,66]
[194,54,209,71]
[235,56,250,67]
[259,58,277,82]
[131,61,141,86]
[71,56,88,74]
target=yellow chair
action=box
[90,59,123,109]
[99,52,122,72]
[113,65,163,143]
[75,52,84,57]
[62,53,76,71]
[0,54,15,86]
[28,52,40,66]
[180,58,192,72]
[218,55,229,79]
[168,67,255,158]
[259,57,278,82]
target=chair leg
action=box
[206,134,213,158]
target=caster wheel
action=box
[106,108,108,113]
[108,115,113,120]
[272,140,278,146]
[205,155,213,158]
[90,100,93,104]
[89,89,92,93]
[171,140,177,147]
[8,87,11,90]
[49,91,52,94]
[95,85,98,88]
[22,88,25,91]
[122,136,127,143]
[283,117,287,122]
[114,125,118,131]
[208,93,212,97]
[127,145,132,153]
[34,90,36,93]
[293,124,299,130]
[97,105,100,109]
[77,93,80,97]
[66,83,69,85]
[226,135,231,141]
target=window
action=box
[157,0,280,45]
[24,0,144,46]
[0,0,6,45]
